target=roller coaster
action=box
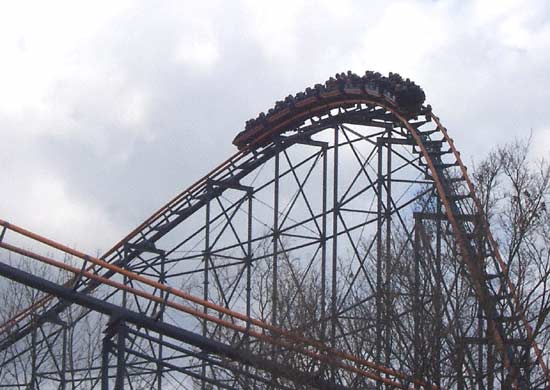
[0,70,548,389]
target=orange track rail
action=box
[430,115,550,385]
[0,85,547,387]
[0,220,437,389]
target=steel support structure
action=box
[0,88,548,389]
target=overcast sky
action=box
[1,0,549,253]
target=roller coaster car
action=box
[383,90,397,106]
[233,70,426,149]
[320,77,342,98]
[364,81,381,97]
[295,94,318,108]
[343,80,363,96]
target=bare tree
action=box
[472,138,550,383]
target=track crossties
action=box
[233,70,425,149]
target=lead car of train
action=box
[233,70,426,149]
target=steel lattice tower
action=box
[0,71,548,389]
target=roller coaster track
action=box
[0,71,548,389]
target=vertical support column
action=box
[157,254,166,390]
[101,336,110,390]
[384,129,393,387]
[522,346,531,390]
[413,216,421,386]
[457,340,465,390]
[487,329,494,390]
[376,138,384,390]
[114,325,126,390]
[331,126,339,351]
[60,323,67,390]
[321,143,328,342]
[477,304,484,390]
[246,193,253,323]
[434,198,443,388]
[270,151,281,389]
[244,191,253,389]
[474,214,485,390]
[118,248,129,388]
[272,152,280,330]
[30,317,37,390]
[122,248,129,309]
[202,194,211,390]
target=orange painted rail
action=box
[0,219,438,389]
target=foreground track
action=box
[0,71,548,389]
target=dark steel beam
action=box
[0,261,349,390]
